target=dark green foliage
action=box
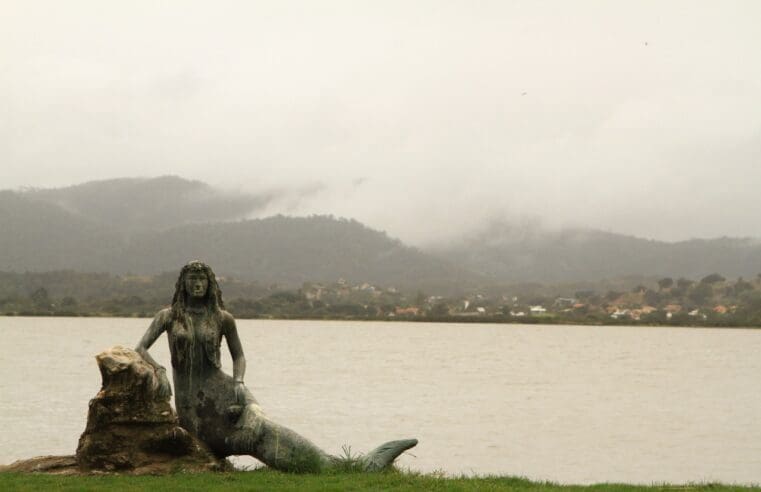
[574,290,596,300]
[605,291,623,301]
[657,277,674,290]
[671,278,693,297]
[61,296,78,307]
[643,289,660,307]
[689,283,714,304]
[0,270,266,318]
[733,278,754,295]
[29,287,50,308]
[431,302,451,316]
[329,445,366,473]
[700,273,726,284]
[676,278,694,289]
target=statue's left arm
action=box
[223,313,248,403]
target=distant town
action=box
[2,270,761,328]
[229,274,761,327]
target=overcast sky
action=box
[2,1,760,245]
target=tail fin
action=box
[361,438,418,471]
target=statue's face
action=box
[185,271,209,299]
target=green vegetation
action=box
[4,270,761,328]
[0,470,757,492]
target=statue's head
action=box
[184,262,210,300]
[171,261,224,322]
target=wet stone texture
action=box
[75,346,222,473]
[1,346,224,475]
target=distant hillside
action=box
[431,222,761,283]
[114,215,477,289]
[0,182,476,290]
[25,176,270,231]
[0,190,121,272]
[5,177,761,289]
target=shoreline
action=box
[1,311,759,330]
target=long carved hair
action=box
[171,260,225,328]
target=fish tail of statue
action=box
[226,403,417,473]
[360,439,418,472]
[226,403,331,473]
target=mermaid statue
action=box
[136,261,417,472]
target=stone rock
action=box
[73,346,223,473]
[2,346,223,475]
[0,455,78,475]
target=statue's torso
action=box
[165,311,236,455]
[167,311,223,375]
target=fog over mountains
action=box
[1,177,473,290]
[3,177,761,290]
[23,176,271,231]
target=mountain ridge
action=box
[24,175,271,232]
[3,177,761,288]
[0,179,477,290]
[433,221,761,283]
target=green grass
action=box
[0,469,758,492]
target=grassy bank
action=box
[0,470,758,492]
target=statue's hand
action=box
[155,367,172,400]
[234,380,247,405]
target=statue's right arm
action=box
[135,309,172,399]
[135,309,169,370]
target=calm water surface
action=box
[0,317,759,484]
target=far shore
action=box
[2,311,759,330]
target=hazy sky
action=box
[2,1,761,245]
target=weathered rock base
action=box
[1,346,225,475]
[0,453,231,476]
[0,456,79,475]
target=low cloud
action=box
[3,1,761,245]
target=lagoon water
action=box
[0,317,759,484]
